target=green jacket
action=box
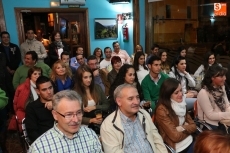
[0,88,8,109]
[141,72,168,110]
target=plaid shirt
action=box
[28,124,103,153]
[119,110,154,153]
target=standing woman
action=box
[109,64,143,110]
[133,52,149,84]
[48,31,68,67]
[73,65,109,125]
[197,65,230,129]
[8,66,42,131]
[169,56,196,110]
[194,51,220,77]
[155,78,196,153]
[107,56,122,85]
[159,50,170,74]
[93,47,104,63]
[50,60,73,93]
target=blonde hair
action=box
[50,60,72,82]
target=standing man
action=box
[0,31,21,76]
[141,55,168,110]
[100,47,112,75]
[20,28,47,63]
[112,41,131,64]
[13,51,51,89]
[25,76,54,143]
[28,90,103,153]
[100,84,167,153]
[87,55,105,92]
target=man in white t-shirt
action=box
[111,41,130,64]
[100,47,112,75]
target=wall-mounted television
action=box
[60,0,86,5]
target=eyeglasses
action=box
[55,110,83,119]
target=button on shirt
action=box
[28,124,103,153]
[119,110,154,153]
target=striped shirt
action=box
[28,124,103,153]
[119,110,154,153]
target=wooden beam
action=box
[133,0,140,52]
[0,0,6,32]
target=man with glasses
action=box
[28,90,103,153]
[112,41,131,64]
[20,28,47,63]
[25,76,54,143]
[87,55,105,92]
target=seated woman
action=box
[133,52,149,84]
[172,46,190,73]
[194,51,220,77]
[73,65,109,125]
[109,64,143,111]
[107,56,122,85]
[50,60,73,93]
[197,65,230,129]
[169,56,196,110]
[93,47,104,63]
[131,44,147,63]
[159,49,170,74]
[155,78,196,153]
[8,66,42,131]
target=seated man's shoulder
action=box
[101,111,115,127]
[142,74,150,82]
[160,72,169,79]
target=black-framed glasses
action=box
[55,110,83,120]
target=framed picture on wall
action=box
[94,18,118,39]
[60,0,85,5]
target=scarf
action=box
[54,41,64,49]
[30,80,38,100]
[171,98,186,125]
[204,86,226,112]
[56,77,72,92]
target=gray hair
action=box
[114,84,136,100]
[52,90,82,110]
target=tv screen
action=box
[60,0,85,5]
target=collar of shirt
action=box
[119,109,138,124]
[177,69,185,76]
[53,122,79,140]
[149,73,161,84]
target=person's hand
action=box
[45,101,53,110]
[93,69,99,77]
[176,126,185,132]
[183,71,188,75]
[83,106,96,112]
[186,92,195,98]
[90,118,103,124]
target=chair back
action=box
[21,118,31,149]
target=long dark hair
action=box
[73,65,99,107]
[202,64,227,91]
[171,56,186,81]
[133,52,148,71]
[158,49,170,73]
[156,78,181,117]
[177,46,186,56]
[203,51,217,72]
[109,64,143,100]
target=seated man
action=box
[70,46,87,70]
[100,47,112,74]
[100,84,167,153]
[12,51,51,89]
[28,90,103,152]
[141,55,168,110]
[60,51,76,74]
[25,76,54,143]
[87,55,105,92]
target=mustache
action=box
[131,104,140,108]
[69,122,81,126]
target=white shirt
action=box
[100,59,112,72]
[136,65,149,84]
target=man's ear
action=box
[116,97,122,107]
[35,88,40,95]
[52,110,58,121]
[147,64,151,69]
